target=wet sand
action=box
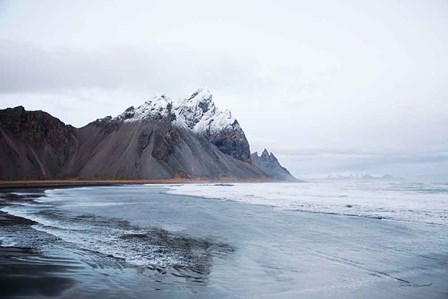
[0,205,76,298]
[0,189,233,298]
[0,177,276,191]
[0,246,78,298]
[0,179,205,190]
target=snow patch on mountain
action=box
[174,88,239,136]
[116,94,174,122]
[173,89,250,162]
[112,89,238,136]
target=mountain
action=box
[70,92,263,179]
[251,149,296,181]
[0,89,293,181]
[324,173,400,181]
[362,173,401,181]
[0,106,78,180]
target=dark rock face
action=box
[205,120,251,163]
[151,120,179,163]
[137,130,153,155]
[0,106,75,146]
[251,149,296,181]
[0,106,78,180]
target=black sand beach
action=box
[0,188,233,298]
[0,192,75,298]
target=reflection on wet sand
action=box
[0,247,78,298]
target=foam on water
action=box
[167,180,448,225]
[1,196,232,274]
[0,206,87,231]
[0,236,18,247]
[63,202,138,208]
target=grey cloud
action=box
[0,41,274,96]
[0,41,126,92]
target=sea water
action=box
[0,180,447,298]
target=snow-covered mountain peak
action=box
[174,89,250,162]
[112,89,239,134]
[174,89,237,135]
[184,88,215,112]
[106,88,251,162]
[116,94,173,122]
[110,89,242,136]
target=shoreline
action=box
[0,178,285,190]
[0,179,193,190]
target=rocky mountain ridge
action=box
[324,173,400,181]
[0,89,294,181]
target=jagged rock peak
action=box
[184,88,216,115]
[251,149,296,181]
[257,149,279,163]
[174,88,238,135]
[175,89,250,162]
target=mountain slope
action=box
[70,112,263,179]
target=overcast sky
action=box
[1,0,447,181]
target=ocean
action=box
[0,180,447,298]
